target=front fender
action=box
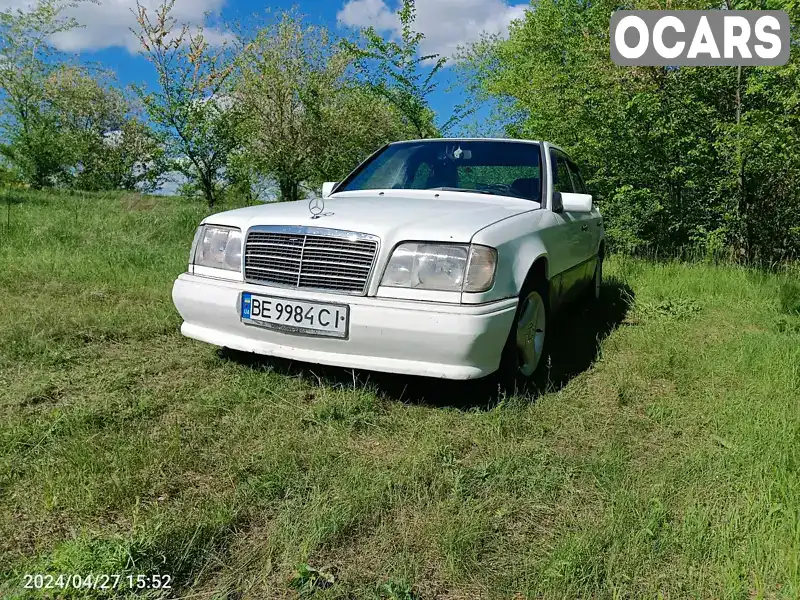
[465,211,556,304]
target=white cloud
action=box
[337,0,528,59]
[0,0,229,53]
[337,0,399,32]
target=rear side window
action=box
[550,150,574,194]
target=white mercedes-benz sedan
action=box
[172,139,605,383]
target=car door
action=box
[549,149,587,301]
[566,158,601,283]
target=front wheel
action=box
[495,279,550,393]
[516,289,548,377]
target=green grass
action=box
[1,189,799,599]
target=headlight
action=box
[191,225,242,272]
[381,243,497,293]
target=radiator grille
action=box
[244,229,379,295]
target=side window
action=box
[550,151,574,194]
[567,161,588,195]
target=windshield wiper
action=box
[427,187,535,201]
[427,187,495,195]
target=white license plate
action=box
[241,293,349,339]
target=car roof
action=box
[389,137,545,146]
[388,138,570,154]
[387,138,572,163]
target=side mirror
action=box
[322,182,338,198]
[552,191,564,213]
[559,192,593,213]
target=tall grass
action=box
[1,190,799,599]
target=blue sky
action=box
[3,0,529,132]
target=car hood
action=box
[204,189,540,244]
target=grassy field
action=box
[1,189,799,600]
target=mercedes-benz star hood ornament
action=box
[309,197,325,219]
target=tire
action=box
[585,254,603,304]
[495,277,551,393]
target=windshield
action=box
[337,140,543,202]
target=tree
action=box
[74,117,168,193]
[342,0,466,140]
[234,13,345,203]
[2,55,164,192]
[0,0,87,188]
[0,157,22,188]
[0,0,159,192]
[0,100,74,188]
[133,0,239,207]
[308,84,415,189]
[43,66,130,187]
[234,12,413,203]
[459,0,800,263]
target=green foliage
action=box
[234,12,349,203]
[232,11,414,202]
[0,114,73,188]
[2,67,166,192]
[307,83,416,190]
[0,0,83,188]
[0,159,22,187]
[0,1,167,193]
[634,296,703,322]
[779,282,800,316]
[289,563,336,595]
[133,0,240,208]
[774,315,800,334]
[223,147,263,204]
[73,118,168,193]
[460,0,800,263]
[342,0,466,139]
[377,580,418,600]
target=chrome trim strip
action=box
[246,254,303,262]
[246,266,300,276]
[297,235,307,287]
[244,225,381,297]
[248,225,380,242]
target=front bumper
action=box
[172,274,518,380]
